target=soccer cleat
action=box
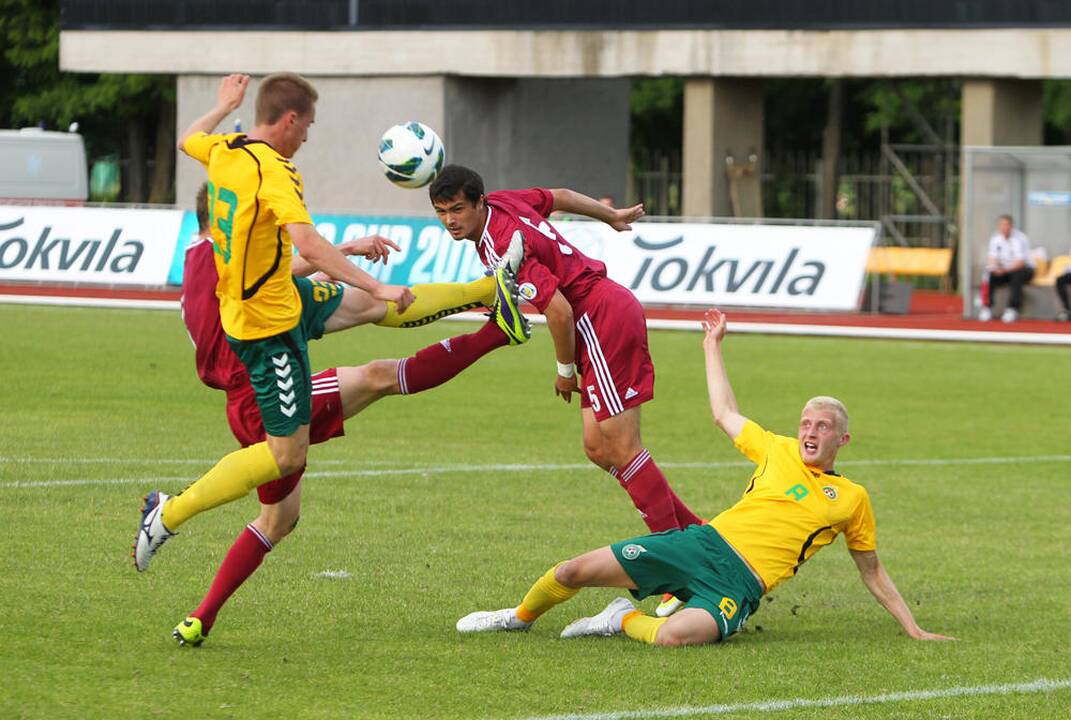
[132,490,176,572]
[977,307,993,322]
[172,617,206,647]
[500,231,525,276]
[1001,308,1019,323]
[456,607,531,634]
[655,593,685,618]
[560,597,636,639]
[490,264,531,346]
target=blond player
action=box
[456,309,954,646]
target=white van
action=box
[0,128,88,202]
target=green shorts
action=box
[611,524,763,641]
[227,276,344,437]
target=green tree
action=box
[0,0,176,203]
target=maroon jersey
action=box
[479,189,608,313]
[180,236,248,392]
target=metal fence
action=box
[629,147,959,252]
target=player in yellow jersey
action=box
[133,73,528,572]
[456,308,954,645]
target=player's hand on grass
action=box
[608,203,645,232]
[555,373,579,403]
[702,308,728,344]
[217,74,249,113]
[376,284,416,313]
[339,235,400,264]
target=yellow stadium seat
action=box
[866,247,954,277]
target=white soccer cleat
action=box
[977,307,993,322]
[655,593,685,618]
[1001,308,1019,323]
[456,608,531,634]
[132,490,176,572]
[560,597,636,639]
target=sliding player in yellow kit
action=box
[133,73,529,572]
[456,308,954,645]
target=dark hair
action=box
[429,164,484,205]
[256,72,318,125]
[196,183,210,232]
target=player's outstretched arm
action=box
[177,74,249,154]
[288,223,414,312]
[850,549,955,641]
[549,189,645,232]
[702,308,747,439]
[291,235,398,278]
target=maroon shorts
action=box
[226,368,346,504]
[573,280,655,422]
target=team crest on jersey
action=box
[519,282,538,301]
[822,486,838,500]
[621,544,647,560]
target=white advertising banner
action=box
[0,205,182,285]
[555,220,876,311]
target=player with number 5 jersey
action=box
[429,165,702,551]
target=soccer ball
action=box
[377,121,445,189]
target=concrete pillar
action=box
[445,77,629,203]
[682,77,764,218]
[961,78,1043,147]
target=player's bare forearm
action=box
[549,189,644,232]
[850,550,955,641]
[177,74,249,153]
[544,292,576,364]
[701,309,746,439]
[288,224,414,311]
[290,254,316,278]
[550,189,612,222]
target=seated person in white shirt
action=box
[980,214,1035,323]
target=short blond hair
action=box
[255,72,318,125]
[803,396,849,433]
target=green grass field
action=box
[1,303,1069,720]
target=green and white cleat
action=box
[656,593,685,617]
[560,597,636,639]
[173,617,206,647]
[490,263,531,345]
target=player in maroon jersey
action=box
[173,184,522,646]
[429,166,702,616]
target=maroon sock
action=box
[191,524,273,634]
[670,489,703,528]
[611,449,683,533]
[398,321,508,394]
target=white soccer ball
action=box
[377,121,445,189]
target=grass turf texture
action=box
[1,303,1068,720]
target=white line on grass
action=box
[517,677,1071,720]
[2,454,1071,490]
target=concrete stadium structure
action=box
[58,2,1071,284]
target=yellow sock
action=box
[515,563,580,623]
[162,442,281,530]
[376,277,495,328]
[621,610,668,645]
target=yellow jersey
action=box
[710,420,876,593]
[183,132,312,340]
